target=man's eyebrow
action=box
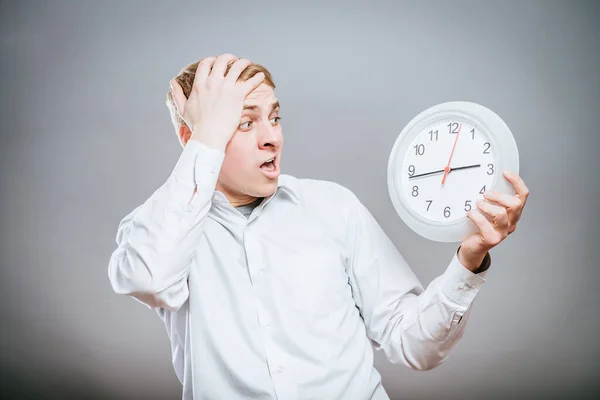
[243,101,280,113]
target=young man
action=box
[108,54,529,400]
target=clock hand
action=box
[442,122,462,185]
[409,168,445,179]
[408,164,481,180]
[449,163,481,172]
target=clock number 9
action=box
[408,165,415,177]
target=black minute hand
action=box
[409,163,481,179]
[451,163,481,172]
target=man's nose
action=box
[257,122,282,149]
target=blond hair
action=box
[165,58,276,131]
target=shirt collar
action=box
[275,174,300,204]
[211,174,300,205]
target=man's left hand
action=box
[458,170,530,272]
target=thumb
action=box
[170,79,187,118]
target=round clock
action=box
[387,101,519,243]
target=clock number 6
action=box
[444,206,451,218]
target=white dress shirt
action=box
[108,139,490,400]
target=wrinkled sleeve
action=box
[345,191,490,371]
[108,140,225,311]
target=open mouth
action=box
[259,155,279,177]
[260,157,276,171]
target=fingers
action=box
[210,54,239,79]
[483,190,523,228]
[189,54,262,97]
[482,190,522,212]
[224,58,252,85]
[467,209,503,247]
[475,199,509,231]
[503,171,530,204]
[240,71,266,96]
[194,57,217,84]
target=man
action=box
[108,54,529,400]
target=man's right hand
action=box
[170,54,265,151]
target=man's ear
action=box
[178,124,192,146]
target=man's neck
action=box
[233,197,263,208]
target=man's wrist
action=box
[457,246,491,273]
[190,130,228,153]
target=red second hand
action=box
[441,122,462,185]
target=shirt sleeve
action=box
[107,139,225,311]
[345,191,489,371]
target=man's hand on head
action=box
[169,54,265,151]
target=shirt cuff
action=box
[192,140,226,191]
[170,139,225,190]
[439,251,488,306]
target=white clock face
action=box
[401,117,497,223]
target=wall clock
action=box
[387,101,519,242]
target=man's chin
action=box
[248,177,278,198]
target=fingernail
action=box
[503,170,513,177]
[476,200,484,207]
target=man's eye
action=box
[270,116,281,124]
[239,121,252,129]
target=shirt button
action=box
[260,315,271,327]
[276,366,284,374]
[457,283,465,290]
[256,270,264,279]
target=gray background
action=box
[1,0,598,399]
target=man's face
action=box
[216,83,283,206]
